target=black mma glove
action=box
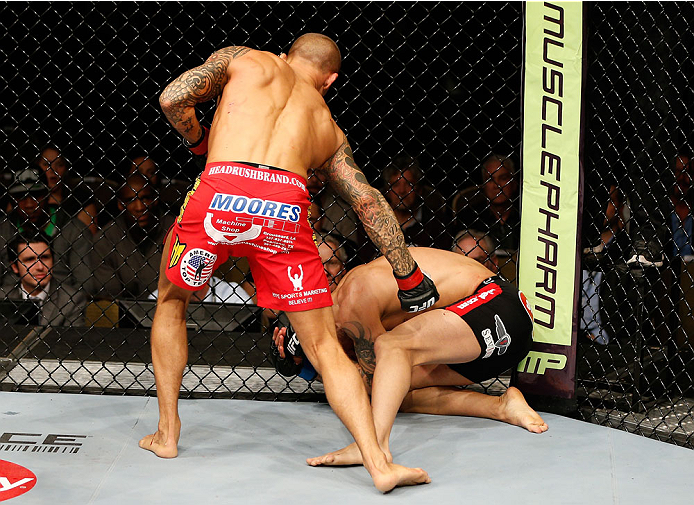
[268,324,306,377]
[395,262,440,313]
[184,126,209,171]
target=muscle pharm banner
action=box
[513,2,584,413]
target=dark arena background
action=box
[1,0,693,456]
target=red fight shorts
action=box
[165,161,333,312]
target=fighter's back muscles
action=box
[160,46,343,175]
[336,248,493,325]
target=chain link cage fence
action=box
[0,2,692,448]
[580,1,694,447]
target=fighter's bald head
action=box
[288,33,341,74]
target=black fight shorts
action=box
[444,276,534,383]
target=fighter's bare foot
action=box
[307,442,363,466]
[371,463,431,493]
[499,386,548,433]
[139,428,180,458]
[307,442,394,467]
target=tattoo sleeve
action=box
[159,46,251,142]
[322,138,416,276]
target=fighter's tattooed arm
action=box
[322,138,416,276]
[340,321,377,389]
[159,46,251,143]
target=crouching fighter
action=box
[271,247,548,466]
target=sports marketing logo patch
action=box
[0,460,36,501]
[168,235,186,268]
[180,248,217,287]
[287,265,304,291]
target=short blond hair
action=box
[288,33,341,74]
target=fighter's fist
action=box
[269,326,304,377]
[395,262,440,313]
[269,325,317,381]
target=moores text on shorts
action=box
[209,193,301,222]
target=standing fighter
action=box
[139,33,438,492]
[273,247,545,466]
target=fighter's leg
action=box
[139,228,194,458]
[400,385,547,433]
[371,310,480,454]
[287,308,430,492]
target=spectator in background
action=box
[357,155,448,264]
[306,167,359,244]
[669,153,693,259]
[101,151,164,226]
[457,154,520,254]
[126,152,161,188]
[581,183,629,345]
[317,233,350,292]
[381,155,449,250]
[452,228,499,273]
[90,172,174,299]
[35,145,98,235]
[1,227,86,326]
[1,168,93,291]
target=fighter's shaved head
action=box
[288,33,341,74]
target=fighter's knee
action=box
[157,282,193,306]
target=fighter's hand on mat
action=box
[395,262,440,313]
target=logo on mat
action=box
[180,248,217,287]
[287,265,304,291]
[169,236,187,268]
[0,460,37,500]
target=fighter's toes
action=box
[138,433,178,458]
[527,420,549,434]
[501,387,549,434]
[307,442,363,467]
[306,454,335,466]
